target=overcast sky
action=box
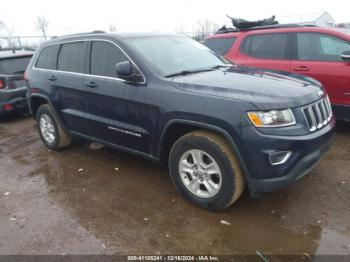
[1,0,349,36]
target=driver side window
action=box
[90,40,128,78]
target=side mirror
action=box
[341,51,350,61]
[116,61,143,82]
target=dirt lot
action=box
[0,115,349,257]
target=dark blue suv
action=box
[26,32,335,210]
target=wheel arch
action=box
[158,119,251,180]
[29,94,69,133]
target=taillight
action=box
[0,79,5,89]
[3,104,13,111]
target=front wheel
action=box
[169,130,245,210]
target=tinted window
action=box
[90,41,128,77]
[204,37,236,55]
[58,42,86,73]
[297,33,350,61]
[0,56,32,75]
[36,45,60,69]
[241,33,288,59]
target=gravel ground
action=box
[0,115,349,257]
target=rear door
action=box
[235,33,292,72]
[82,40,149,153]
[291,32,350,106]
[54,41,89,133]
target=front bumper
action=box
[238,116,336,197]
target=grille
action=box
[302,96,332,132]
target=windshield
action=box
[126,36,230,77]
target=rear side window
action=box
[58,42,86,73]
[203,37,237,55]
[241,33,288,60]
[90,41,128,77]
[296,33,350,61]
[0,56,32,75]
[36,45,60,70]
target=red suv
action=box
[204,25,350,120]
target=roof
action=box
[118,32,179,39]
[40,31,182,47]
[277,11,335,25]
[0,50,33,59]
[213,23,315,35]
[208,26,350,40]
[47,31,179,42]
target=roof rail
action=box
[58,30,107,38]
[215,23,317,34]
[91,30,106,33]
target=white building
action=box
[278,11,335,28]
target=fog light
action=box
[269,151,292,166]
[3,104,14,111]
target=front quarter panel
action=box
[145,78,257,174]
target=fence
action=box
[0,36,53,51]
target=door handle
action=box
[85,81,98,88]
[294,66,310,72]
[48,76,57,81]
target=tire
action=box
[36,104,71,150]
[169,130,245,210]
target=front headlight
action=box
[247,109,296,128]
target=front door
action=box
[291,32,350,107]
[82,40,150,153]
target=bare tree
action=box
[35,16,49,40]
[193,18,219,41]
[109,24,117,32]
[175,24,187,35]
[0,21,6,35]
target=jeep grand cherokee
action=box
[26,32,335,210]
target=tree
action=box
[109,24,117,32]
[35,16,49,40]
[175,24,187,35]
[0,21,6,35]
[192,18,219,41]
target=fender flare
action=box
[29,94,70,133]
[159,119,251,181]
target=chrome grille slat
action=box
[302,96,332,132]
[319,102,327,125]
[321,100,328,116]
[314,105,323,129]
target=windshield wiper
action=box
[211,64,233,69]
[165,64,234,78]
[165,68,215,78]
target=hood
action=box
[171,65,324,110]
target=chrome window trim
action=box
[32,38,147,84]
